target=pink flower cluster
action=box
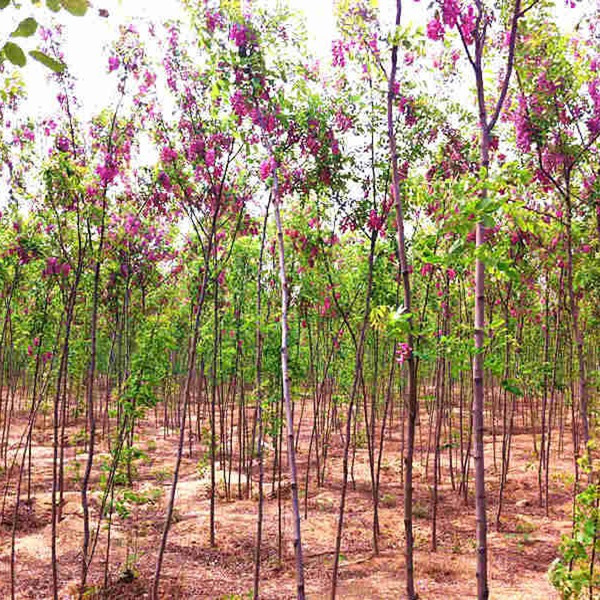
[43,257,71,278]
[230,23,247,48]
[396,342,411,365]
[96,157,119,185]
[206,10,223,33]
[124,214,141,236]
[588,78,600,133]
[56,136,70,152]
[259,156,277,180]
[427,18,445,41]
[426,1,476,45]
[367,210,386,233]
[158,171,172,191]
[161,146,178,163]
[332,40,346,68]
[513,95,533,152]
[421,262,434,276]
[27,337,52,363]
[108,56,120,72]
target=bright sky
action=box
[0,0,589,214]
[9,0,430,120]
[3,0,590,122]
[11,1,331,119]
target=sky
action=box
[8,1,335,119]
[4,0,433,120]
[2,0,591,123]
[0,0,590,212]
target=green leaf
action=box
[501,378,523,397]
[11,17,38,38]
[482,214,495,228]
[29,50,66,73]
[0,0,11,9]
[3,42,26,67]
[46,0,61,11]
[60,0,88,16]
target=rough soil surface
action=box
[0,403,575,599]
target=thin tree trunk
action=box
[387,3,418,595]
[272,163,306,599]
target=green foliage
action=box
[29,50,65,72]
[11,17,38,38]
[121,317,177,416]
[370,304,412,339]
[3,42,26,67]
[60,0,88,16]
[501,378,524,398]
[550,482,600,599]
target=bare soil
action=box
[0,406,575,599]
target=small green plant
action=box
[354,426,367,449]
[413,501,428,519]
[316,495,333,511]
[81,585,102,599]
[220,592,252,600]
[70,427,88,447]
[549,478,600,599]
[120,550,143,582]
[67,459,82,485]
[380,493,397,508]
[172,508,183,523]
[152,467,172,483]
[451,535,463,554]
[196,453,209,479]
[515,518,536,535]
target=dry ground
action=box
[0,405,575,599]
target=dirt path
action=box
[0,411,574,599]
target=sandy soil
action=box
[0,405,575,599]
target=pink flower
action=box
[158,171,172,191]
[460,6,476,45]
[206,10,221,33]
[205,148,216,167]
[259,157,276,181]
[420,263,434,276]
[161,146,178,163]
[396,342,411,365]
[96,159,118,185]
[108,56,120,72]
[230,90,248,118]
[368,210,384,232]
[442,0,460,28]
[332,40,346,68]
[320,297,332,316]
[229,23,247,47]
[426,18,444,41]
[56,136,70,152]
